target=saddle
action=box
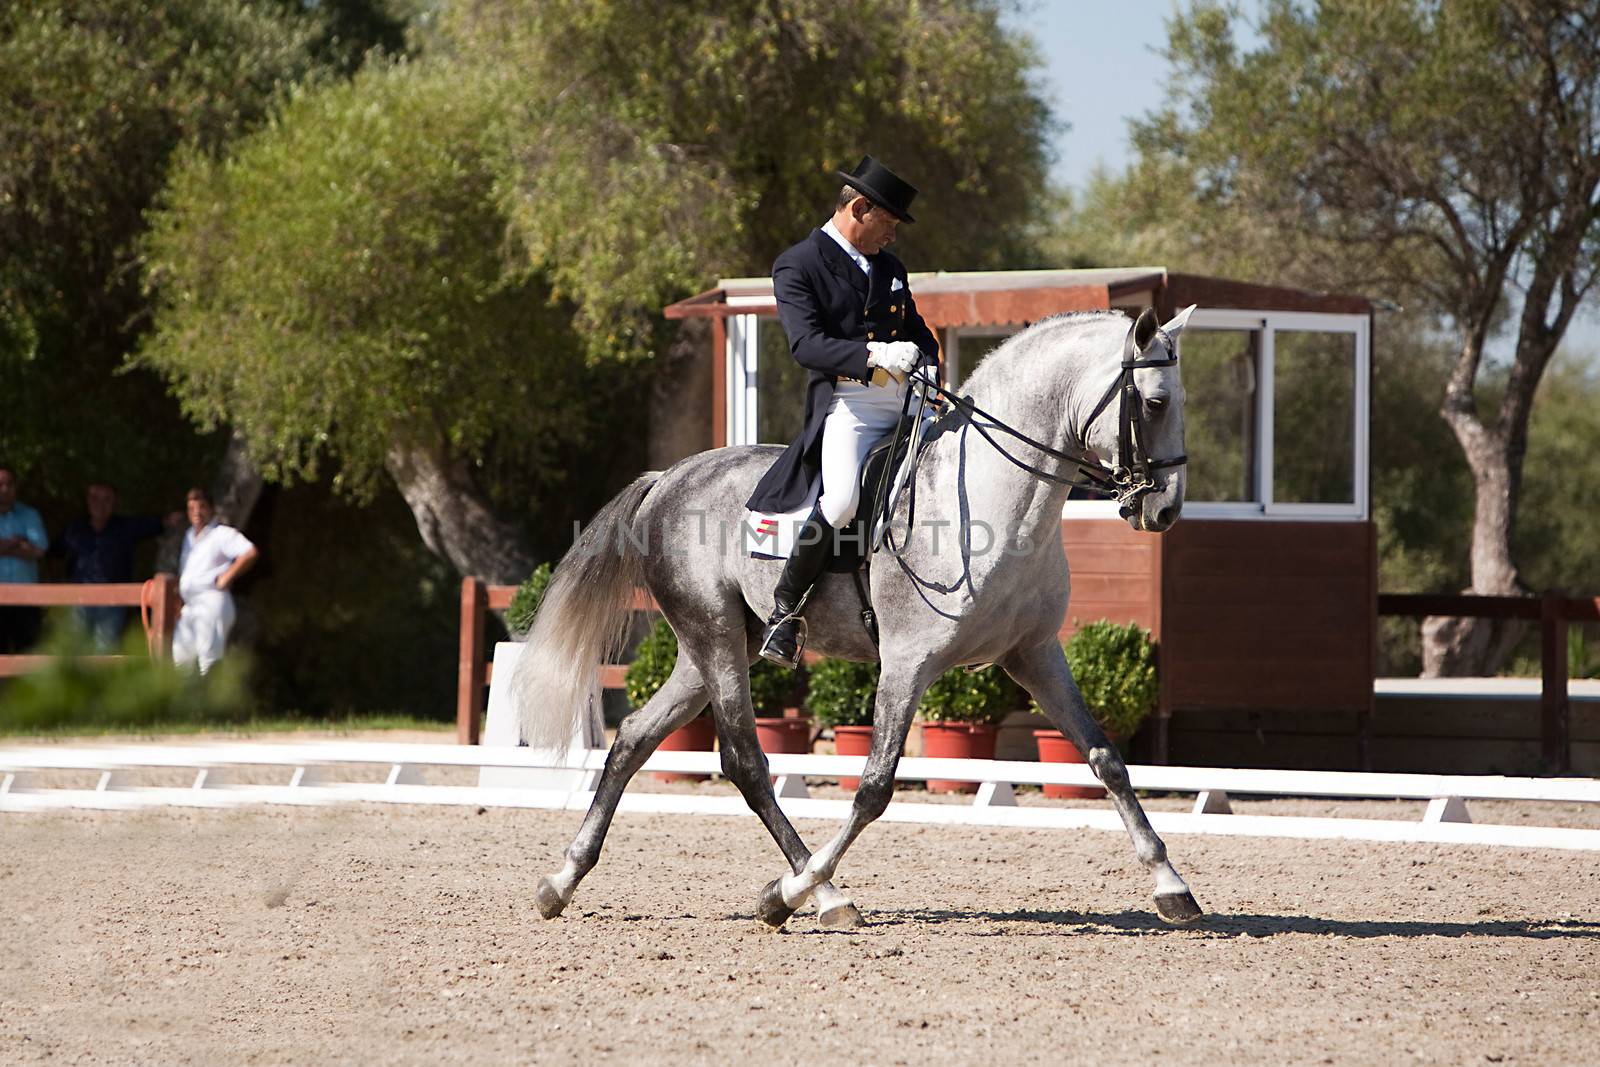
[824,412,923,575]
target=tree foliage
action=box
[1107,0,1600,674]
[447,0,1055,356]
[0,0,325,502]
[139,60,601,500]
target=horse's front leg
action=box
[1002,639,1203,924]
[756,658,928,928]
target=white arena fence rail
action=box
[3,741,1599,852]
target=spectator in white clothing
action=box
[173,487,258,673]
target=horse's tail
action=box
[511,471,661,752]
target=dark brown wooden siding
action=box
[1159,519,1376,713]
[1058,519,1162,637]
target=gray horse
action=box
[512,306,1202,929]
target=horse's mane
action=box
[957,309,1129,395]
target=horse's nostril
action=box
[1155,506,1173,528]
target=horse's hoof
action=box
[756,877,796,929]
[534,877,567,920]
[818,901,866,930]
[1154,890,1203,925]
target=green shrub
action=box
[506,561,553,638]
[806,658,879,728]
[1062,620,1158,738]
[749,658,805,718]
[917,663,1023,725]
[0,612,249,734]
[624,617,678,711]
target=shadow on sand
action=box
[836,908,1600,941]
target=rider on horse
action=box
[746,156,940,668]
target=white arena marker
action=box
[386,764,427,786]
[974,781,1017,808]
[289,766,326,788]
[478,642,598,790]
[192,768,228,790]
[1194,789,1233,815]
[773,774,810,799]
[1423,796,1472,824]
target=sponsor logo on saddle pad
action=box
[744,504,815,560]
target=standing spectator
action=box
[173,487,258,674]
[0,464,48,653]
[55,481,182,650]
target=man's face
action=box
[87,484,115,525]
[852,199,901,255]
[187,496,214,530]
[0,470,16,511]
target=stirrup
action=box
[758,613,808,669]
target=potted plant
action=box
[750,658,811,757]
[625,618,714,782]
[1035,620,1158,799]
[917,664,1025,793]
[806,658,879,790]
[506,562,553,638]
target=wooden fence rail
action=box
[0,575,180,677]
[1377,591,1599,774]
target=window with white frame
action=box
[735,307,1369,520]
[1062,308,1369,521]
[726,312,808,447]
[945,325,1020,387]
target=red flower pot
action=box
[653,714,715,782]
[755,715,812,784]
[754,716,813,755]
[918,721,998,793]
[831,724,874,790]
[1034,728,1116,799]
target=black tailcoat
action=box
[745,228,939,514]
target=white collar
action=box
[822,219,871,274]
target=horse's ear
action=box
[1132,307,1159,352]
[1161,304,1198,340]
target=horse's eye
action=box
[1145,395,1168,412]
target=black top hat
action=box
[837,155,917,223]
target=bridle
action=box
[871,310,1186,562]
[912,311,1186,511]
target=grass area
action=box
[0,711,454,741]
[0,616,456,740]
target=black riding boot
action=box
[758,506,835,668]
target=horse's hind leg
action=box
[534,658,709,919]
[760,655,931,923]
[691,631,861,928]
[1001,639,1202,924]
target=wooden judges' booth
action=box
[666,269,1377,766]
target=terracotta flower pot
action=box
[753,715,813,755]
[918,721,998,793]
[1034,728,1118,799]
[831,724,874,790]
[653,714,715,783]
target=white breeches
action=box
[817,381,908,528]
[173,590,236,674]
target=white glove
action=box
[866,340,921,378]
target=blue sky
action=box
[998,0,1236,193]
[1001,0,1600,360]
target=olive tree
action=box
[139,61,600,582]
[449,0,1055,350]
[0,0,323,507]
[1140,0,1600,675]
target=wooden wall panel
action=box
[1159,519,1375,715]
[1057,520,1161,638]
